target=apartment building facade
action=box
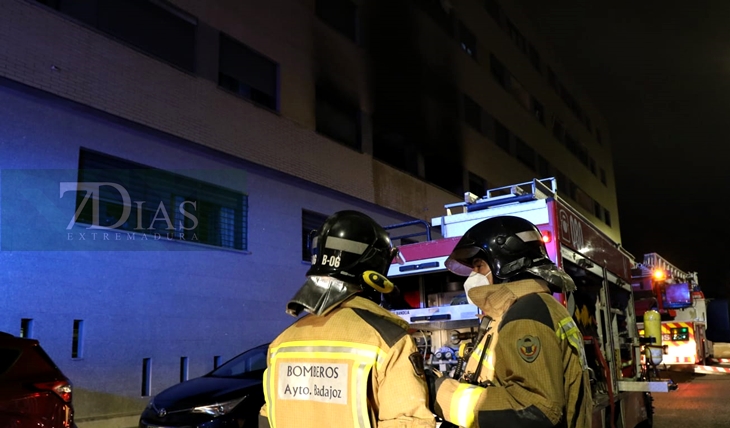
[0,0,620,425]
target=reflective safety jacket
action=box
[434,279,592,428]
[259,296,435,428]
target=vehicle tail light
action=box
[34,380,73,403]
[541,230,552,244]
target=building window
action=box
[468,172,487,197]
[531,97,544,125]
[490,54,508,88]
[459,21,477,59]
[20,319,34,339]
[72,319,84,359]
[604,209,612,226]
[219,33,278,111]
[600,168,607,185]
[593,201,603,220]
[589,158,597,175]
[515,138,535,171]
[462,94,482,132]
[180,357,189,382]
[77,149,249,251]
[37,0,197,72]
[141,358,151,396]
[552,120,565,143]
[302,210,328,262]
[418,0,455,35]
[596,129,603,145]
[316,85,361,150]
[493,120,510,152]
[316,0,358,42]
[536,155,550,179]
[484,0,502,24]
[506,20,527,54]
[214,355,222,369]
[528,43,541,73]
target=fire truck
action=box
[632,253,730,374]
[384,178,674,428]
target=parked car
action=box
[0,331,75,428]
[139,343,269,428]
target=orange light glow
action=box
[541,231,552,244]
[652,269,666,281]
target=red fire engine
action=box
[385,178,674,428]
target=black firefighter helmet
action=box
[307,210,399,290]
[445,215,575,292]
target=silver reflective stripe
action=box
[516,230,542,242]
[325,236,369,254]
[271,345,385,366]
[557,317,589,370]
[355,361,370,428]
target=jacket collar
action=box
[468,278,551,319]
[340,296,411,330]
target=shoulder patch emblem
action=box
[517,335,541,363]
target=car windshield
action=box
[209,344,268,378]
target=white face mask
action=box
[463,271,491,306]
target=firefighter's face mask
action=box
[463,259,492,306]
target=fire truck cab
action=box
[385,178,674,428]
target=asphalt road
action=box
[652,369,730,428]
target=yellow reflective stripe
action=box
[557,317,589,370]
[450,383,482,427]
[269,341,381,428]
[263,367,276,428]
[470,345,494,372]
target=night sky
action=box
[514,1,730,298]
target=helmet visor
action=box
[445,246,481,276]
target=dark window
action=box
[141,358,151,396]
[604,209,612,226]
[596,129,603,145]
[459,21,477,59]
[419,0,454,35]
[316,85,361,150]
[555,170,569,196]
[600,168,607,185]
[20,319,33,339]
[537,155,550,179]
[553,121,565,143]
[490,54,508,88]
[547,67,558,91]
[531,97,544,125]
[302,210,328,262]
[77,149,249,250]
[494,120,510,152]
[37,0,197,72]
[484,0,502,24]
[72,319,83,359]
[180,357,189,382]
[506,20,526,53]
[463,94,482,132]
[515,138,535,170]
[468,172,487,197]
[589,158,597,175]
[565,133,580,155]
[528,43,541,73]
[425,155,463,196]
[219,33,278,110]
[593,201,603,219]
[316,0,358,42]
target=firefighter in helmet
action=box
[432,216,592,428]
[259,210,435,428]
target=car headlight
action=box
[191,396,246,417]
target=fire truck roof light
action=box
[652,269,666,281]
